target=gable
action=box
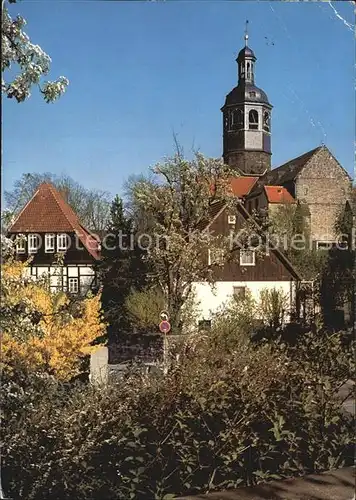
[8,183,101,260]
[296,147,352,184]
[10,184,76,233]
[207,204,300,282]
[253,146,322,191]
[229,177,258,197]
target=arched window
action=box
[240,62,245,79]
[224,112,229,130]
[249,109,259,130]
[232,108,244,130]
[246,62,251,80]
[263,111,270,132]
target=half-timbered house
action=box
[7,182,101,294]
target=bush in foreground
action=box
[2,327,354,499]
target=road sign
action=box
[160,310,170,321]
[159,320,171,334]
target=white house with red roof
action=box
[7,182,101,295]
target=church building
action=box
[190,26,354,325]
[221,27,353,248]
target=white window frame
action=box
[240,249,256,266]
[28,234,39,254]
[208,248,224,266]
[68,277,79,293]
[57,233,69,252]
[233,286,246,299]
[45,233,55,253]
[16,236,26,254]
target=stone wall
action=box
[295,147,352,242]
[224,150,271,175]
[108,334,164,364]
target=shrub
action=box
[2,325,354,500]
[1,260,106,380]
[125,286,166,331]
[259,288,289,330]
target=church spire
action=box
[244,19,249,47]
[221,24,273,175]
[236,21,256,85]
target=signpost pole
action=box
[163,333,168,375]
[159,311,171,375]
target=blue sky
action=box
[3,0,355,199]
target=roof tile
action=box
[8,183,100,260]
[229,176,259,197]
[264,186,296,204]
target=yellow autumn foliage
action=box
[2,261,106,380]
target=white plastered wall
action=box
[192,280,294,321]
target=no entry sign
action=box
[159,320,171,334]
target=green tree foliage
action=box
[2,326,354,500]
[4,172,112,233]
[97,195,148,340]
[269,201,326,280]
[125,287,165,332]
[2,0,68,102]
[211,290,258,347]
[319,202,355,329]
[210,287,290,346]
[259,288,289,330]
[126,152,239,331]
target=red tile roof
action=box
[229,177,258,198]
[264,186,296,204]
[8,183,101,260]
[209,176,257,198]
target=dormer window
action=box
[16,236,26,254]
[28,234,39,254]
[248,109,259,130]
[45,233,55,253]
[57,233,69,252]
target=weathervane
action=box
[244,20,249,46]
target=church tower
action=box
[221,23,272,175]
